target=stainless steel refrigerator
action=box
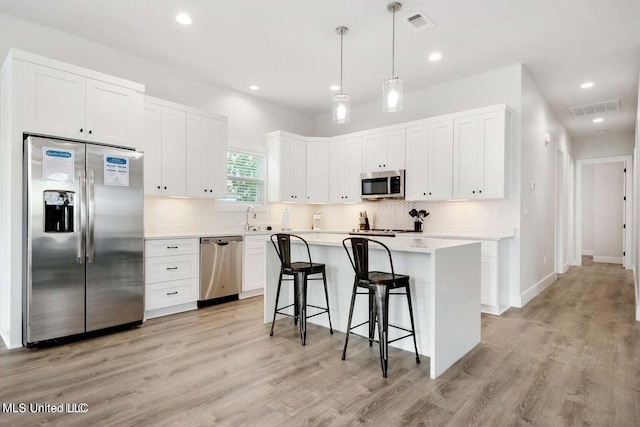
[23,135,144,346]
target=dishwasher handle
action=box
[217,242,229,246]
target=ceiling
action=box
[0,0,639,139]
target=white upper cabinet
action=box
[453,109,509,199]
[85,78,142,146]
[143,97,228,198]
[406,120,454,201]
[142,103,162,195]
[23,62,142,147]
[363,129,406,172]
[185,113,228,198]
[267,132,307,203]
[160,107,187,196]
[330,136,362,203]
[306,139,330,203]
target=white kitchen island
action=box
[264,233,481,379]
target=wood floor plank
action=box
[1,257,639,426]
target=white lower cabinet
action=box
[479,240,511,315]
[242,235,269,296]
[144,238,199,318]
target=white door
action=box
[453,116,479,199]
[363,134,385,172]
[478,111,505,199]
[160,107,187,196]
[85,78,140,146]
[291,138,307,202]
[428,120,454,200]
[306,141,330,203]
[142,103,162,195]
[344,137,363,202]
[207,118,228,198]
[383,129,406,170]
[185,113,208,197]
[329,140,346,203]
[23,62,86,140]
[405,125,429,200]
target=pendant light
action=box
[333,26,350,124]
[383,2,402,112]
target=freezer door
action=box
[85,144,144,331]
[25,136,86,343]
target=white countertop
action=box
[293,232,478,254]
[144,226,514,241]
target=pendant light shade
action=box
[333,26,350,124]
[383,2,402,112]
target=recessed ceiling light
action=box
[248,85,260,91]
[581,82,594,89]
[428,52,442,61]
[176,13,192,25]
[593,118,604,123]
[330,85,340,91]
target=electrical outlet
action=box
[462,208,468,216]
[543,256,547,265]
[493,207,501,216]
[186,205,193,215]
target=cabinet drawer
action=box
[481,241,498,257]
[145,279,198,310]
[145,254,197,284]
[145,238,198,257]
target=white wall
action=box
[315,64,523,137]
[636,68,640,321]
[572,131,635,160]
[581,164,595,255]
[592,162,624,263]
[518,68,573,307]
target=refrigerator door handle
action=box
[88,169,95,263]
[78,169,86,264]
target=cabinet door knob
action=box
[210,189,213,193]
[80,128,83,133]
[479,190,482,193]
[88,130,92,134]
[164,186,167,190]
[378,164,381,168]
[157,185,161,189]
[383,164,386,167]
[204,189,208,192]
[429,192,432,195]
[423,192,426,196]
[472,191,475,194]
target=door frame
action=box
[573,155,633,268]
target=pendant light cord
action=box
[340,31,344,92]
[391,7,396,77]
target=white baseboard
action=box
[0,330,21,349]
[582,250,594,256]
[515,272,557,308]
[239,289,264,299]
[481,304,510,316]
[593,256,623,264]
[635,269,640,322]
[144,302,197,320]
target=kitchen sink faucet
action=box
[246,205,257,231]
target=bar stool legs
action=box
[270,269,333,345]
[405,286,421,364]
[342,284,420,377]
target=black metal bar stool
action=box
[270,233,333,345]
[341,237,420,378]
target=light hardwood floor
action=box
[1,258,639,426]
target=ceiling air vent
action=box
[568,99,621,117]
[405,11,436,32]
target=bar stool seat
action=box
[270,233,333,345]
[342,237,420,378]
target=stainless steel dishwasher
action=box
[199,236,243,307]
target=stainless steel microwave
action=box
[361,170,405,200]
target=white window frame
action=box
[216,141,267,212]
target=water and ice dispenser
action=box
[43,191,74,233]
